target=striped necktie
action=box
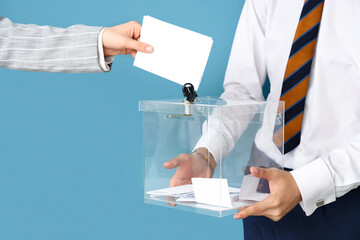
[280,0,325,154]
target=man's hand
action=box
[102,21,153,58]
[234,167,302,222]
[164,153,214,187]
[163,153,214,206]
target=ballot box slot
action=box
[165,114,196,120]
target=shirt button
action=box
[305,104,309,110]
[298,146,303,151]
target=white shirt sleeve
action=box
[97,27,115,72]
[194,0,268,162]
[291,136,360,216]
[291,158,335,216]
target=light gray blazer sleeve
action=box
[0,17,105,73]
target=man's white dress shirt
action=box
[199,0,360,216]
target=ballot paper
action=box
[147,184,194,197]
[177,192,240,203]
[146,183,240,208]
[192,178,233,208]
[134,15,213,90]
[238,175,269,202]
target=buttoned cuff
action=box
[290,157,336,216]
[97,27,115,72]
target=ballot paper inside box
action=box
[139,97,284,218]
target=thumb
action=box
[163,159,180,169]
[250,167,274,180]
[128,39,153,53]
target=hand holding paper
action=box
[134,16,213,90]
[102,21,154,58]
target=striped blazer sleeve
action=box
[0,17,106,73]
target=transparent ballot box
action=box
[139,97,284,218]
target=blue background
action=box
[0,0,262,239]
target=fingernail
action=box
[234,213,242,219]
[146,46,154,52]
[251,167,259,175]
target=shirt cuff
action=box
[97,27,115,72]
[290,157,336,216]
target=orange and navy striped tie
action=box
[280,0,325,154]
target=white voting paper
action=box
[134,15,213,90]
[177,192,240,203]
[238,175,269,202]
[147,184,193,197]
[192,178,233,208]
[147,184,240,206]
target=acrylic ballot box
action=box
[139,97,284,218]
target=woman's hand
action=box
[102,21,153,58]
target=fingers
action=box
[130,20,142,29]
[166,196,177,207]
[130,50,137,59]
[250,167,276,181]
[129,21,142,37]
[167,178,177,207]
[127,39,153,53]
[163,158,179,169]
[234,197,272,219]
[163,154,189,169]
